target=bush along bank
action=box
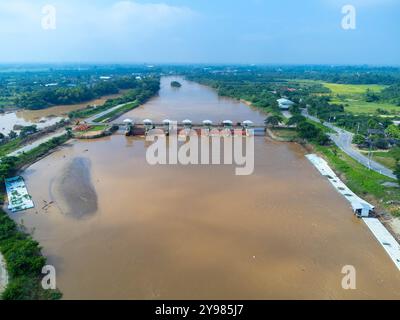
[0,135,69,300]
[0,206,62,300]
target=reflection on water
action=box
[10,76,400,299]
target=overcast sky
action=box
[0,0,399,65]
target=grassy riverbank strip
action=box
[0,138,23,158]
[312,143,399,209]
[0,135,69,300]
[93,101,140,123]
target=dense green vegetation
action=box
[0,64,160,111]
[0,206,62,300]
[0,135,70,300]
[68,77,160,120]
[14,77,150,110]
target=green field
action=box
[321,82,399,114]
[337,99,399,114]
[323,83,386,95]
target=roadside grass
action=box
[358,149,398,171]
[271,128,299,140]
[371,154,397,170]
[15,135,70,167]
[306,119,335,134]
[0,138,23,158]
[93,101,139,123]
[313,144,399,205]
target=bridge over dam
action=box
[105,119,268,137]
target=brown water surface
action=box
[12,77,400,299]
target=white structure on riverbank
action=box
[362,218,400,271]
[277,98,295,110]
[5,176,34,212]
[306,154,374,217]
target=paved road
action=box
[86,102,131,124]
[302,109,396,180]
[281,111,292,119]
[5,129,66,158]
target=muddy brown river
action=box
[11,77,400,299]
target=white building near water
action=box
[306,154,374,217]
[277,98,295,110]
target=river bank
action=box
[0,134,71,299]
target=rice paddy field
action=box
[291,80,398,114]
[323,83,386,95]
[321,82,398,115]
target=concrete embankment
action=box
[306,153,400,271]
